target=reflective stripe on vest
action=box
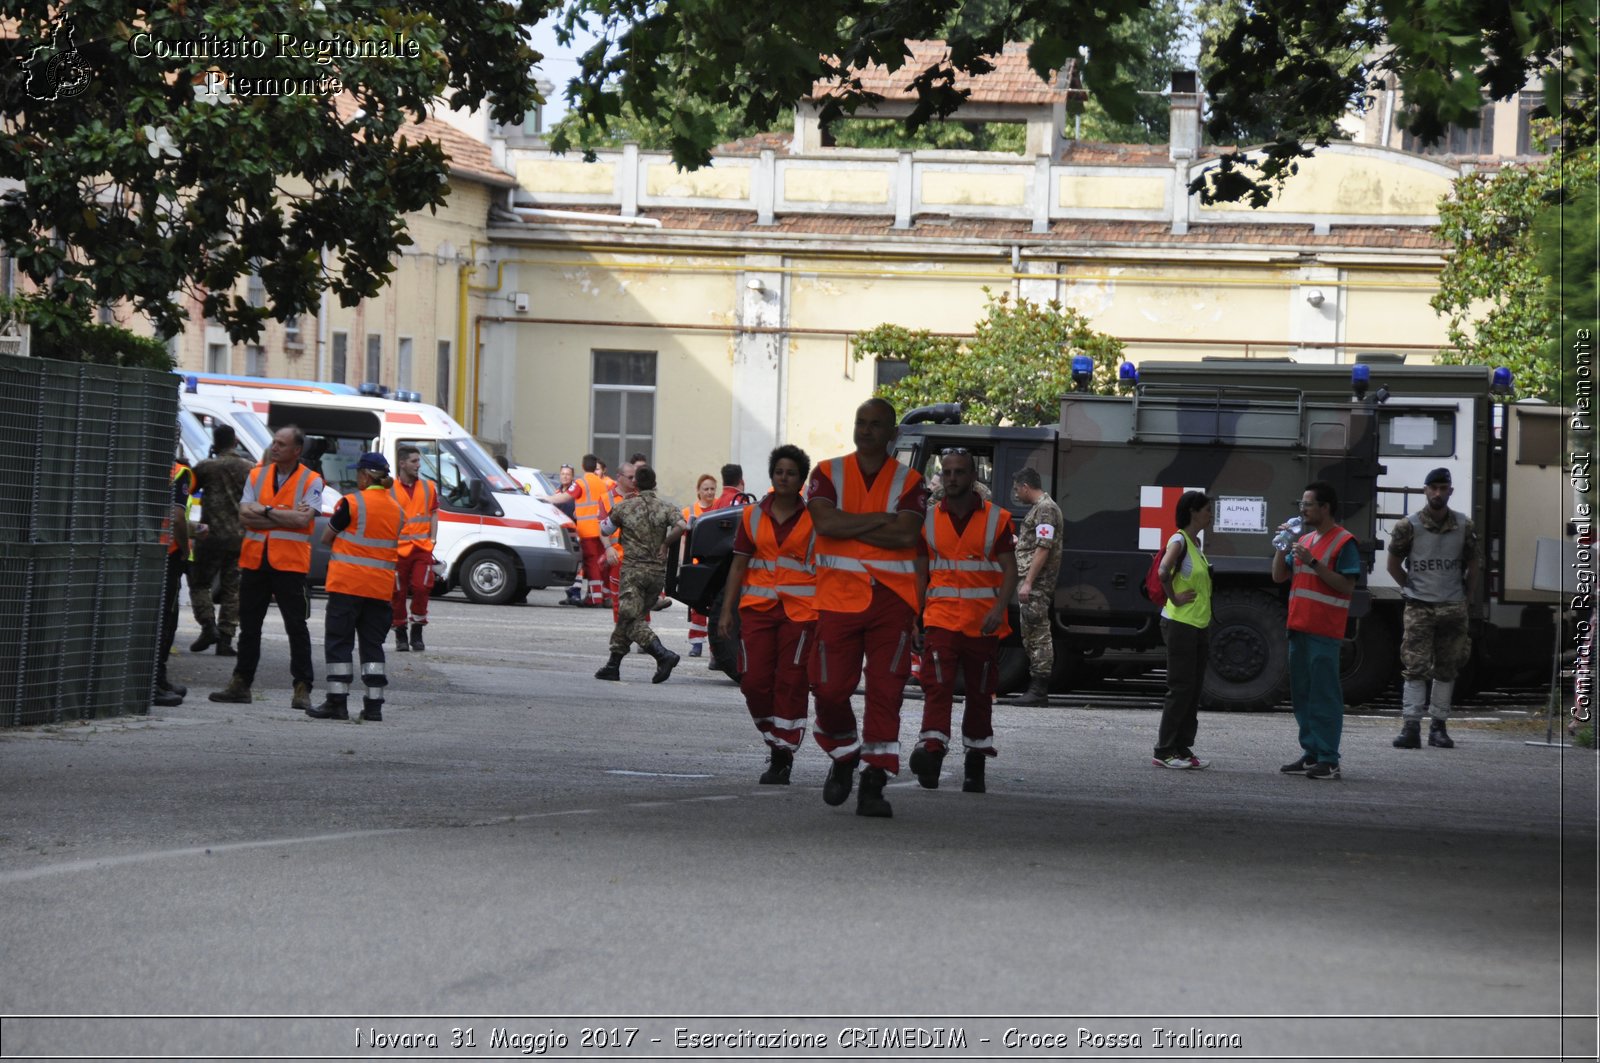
[573,472,610,539]
[922,500,1013,638]
[166,462,193,555]
[1286,526,1356,639]
[239,463,320,573]
[327,487,402,600]
[812,454,923,613]
[739,503,818,622]
[392,478,438,555]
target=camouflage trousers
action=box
[189,536,243,637]
[1019,591,1054,681]
[609,563,665,656]
[1400,599,1471,682]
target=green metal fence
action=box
[0,355,177,726]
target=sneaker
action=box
[1152,754,1191,770]
[1305,761,1341,780]
[1186,755,1211,770]
[1279,755,1315,774]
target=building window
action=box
[97,303,114,325]
[1517,92,1549,155]
[365,333,382,385]
[436,340,451,410]
[875,358,912,389]
[1401,104,1495,155]
[330,331,348,384]
[245,344,266,377]
[207,343,229,373]
[283,315,302,349]
[246,273,266,309]
[397,336,413,390]
[591,350,656,470]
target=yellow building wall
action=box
[786,258,1006,335]
[1059,174,1166,210]
[503,252,738,503]
[1060,262,1292,359]
[516,159,617,196]
[783,168,891,205]
[1341,269,1448,356]
[782,334,884,465]
[920,171,1027,207]
[1198,152,1453,217]
[645,163,750,200]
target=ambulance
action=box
[177,377,579,603]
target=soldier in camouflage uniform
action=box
[595,465,689,684]
[1011,467,1062,706]
[189,424,255,657]
[1386,467,1479,749]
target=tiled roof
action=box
[508,206,1448,251]
[713,131,796,156]
[332,95,515,188]
[811,41,1074,107]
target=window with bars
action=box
[331,331,348,384]
[283,315,302,349]
[591,350,656,470]
[246,273,266,309]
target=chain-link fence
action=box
[0,355,177,726]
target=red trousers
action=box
[918,627,999,756]
[391,549,434,627]
[579,536,607,605]
[810,583,917,775]
[738,605,814,750]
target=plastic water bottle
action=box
[1272,516,1303,553]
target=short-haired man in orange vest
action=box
[390,444,439,652]
[1272,479,1363,780]
[806,397,929,818]
[210,424,323,711]
[911,448,1018,794]
[309,452,402,722]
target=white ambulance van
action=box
[178,379,579,603]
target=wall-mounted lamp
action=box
[1305,288,1326,308]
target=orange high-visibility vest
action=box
[812,454,923,613]
[739,503,817,622]
[922,500,1013,639]
[239,463,321,573]
[1287,525,1356,639]
[326,487,402,600]
[573,472,611,540]
[166,462,193,556]
[392,477,438,556]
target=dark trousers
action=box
[324,592,391,703]
[236,562,313,687]
[156,551,186,686]
[1156,617,1210,757]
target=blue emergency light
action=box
[1351,363,1371,400]
[1118,361,1138,385]
[1071,354,1094,391]
[1491,366,1513,395]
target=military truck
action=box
[671,360,1565,710]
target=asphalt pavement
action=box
[1,591,1595,1062]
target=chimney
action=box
[1168,70,1201,162]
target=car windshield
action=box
[447,436,520,493]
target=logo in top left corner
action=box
[22,16,92,101]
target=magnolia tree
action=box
[853,291,1126,426]
[0,2,543,348]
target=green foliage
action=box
[550,96,794,154]
[853,290,1126,426]
[1071,0,1190,144]
[0,2,545,344]
[1431,136,1599,403]
[830,118,1026,152]
[1,294,173,370]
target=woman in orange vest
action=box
[718,445,815,785]
[682,473,718,657]
[308,453,402,723]
[910,449,1017,795]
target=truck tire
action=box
[706,590,741,681]
[1339,610,1398,707]
[460,548,519,605]
[1203,587,1289,712]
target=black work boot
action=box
[190,624,219,653]
[822,756,858,806]
[759,747,794,785]
[359,699,383,722]
[306,695,349,720]
[855,766,893,818]
[152,685,184,707]
[392,626,411,652]
[646,637,681,684]
[409,622,425,652]
[1428,719,1454,748]
[962,749,988,793]
[208,673,252,703]
[1393,719,1422,748]
[1012,677,1050,707]
[215,634,236,656]
[908,743,945,789]
[594,653,624,681]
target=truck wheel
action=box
[1203,588,1289,712]
[1340,610,1398,707]
[461,548,519,605]
[706,591,741,681]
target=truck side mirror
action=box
[468,479,486,510]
